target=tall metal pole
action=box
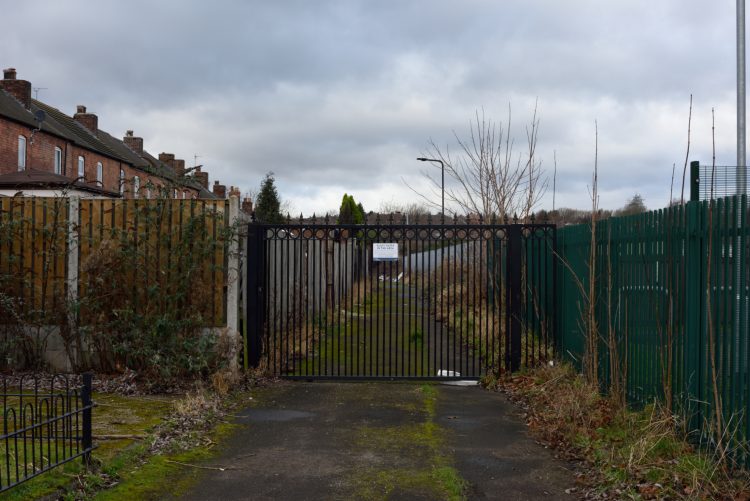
[739,0,747,188]
[416,157,445,220]
[736,0,746,388]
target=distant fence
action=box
[0,374,93,492]
[691,161,749,201]
[557,195,749,460]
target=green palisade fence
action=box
[556,195,749,463]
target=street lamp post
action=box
[416,157,445,221]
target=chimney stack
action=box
[212,180,227,198]
[0,67,32,109]
[123,130,144,155]
[242,197,254,214]
[158,152,175,164]
[73,105,98,132]
[194,165,209,189]
[173,159,185,177]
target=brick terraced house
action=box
[0,67,223,199]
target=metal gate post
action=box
[246,225,266,368]
[507,224,522,372]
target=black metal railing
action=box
[247,215,556,379]
[0,373,94,492]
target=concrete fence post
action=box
[66,196,79,317]
[227,196,241,369]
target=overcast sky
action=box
[2,1,741,215]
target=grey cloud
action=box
[2,0,742,214]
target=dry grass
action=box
[495,363,750,500]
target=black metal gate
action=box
[246,216,555,380]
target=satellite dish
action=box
[34,110,46,123]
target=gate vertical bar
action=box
[81,373,92,466]
[246,224,266,368]
[507,224,522,372]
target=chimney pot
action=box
[3,68,16,80]
[158,152,175,163]
[76,105,86,113]
[126,130,133,137]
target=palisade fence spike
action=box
[312,212,317,224]
[286,212,291,224]
[427,212,432,225]
[299,212,304,224]
[530,212,536,223]
[375,212,381,224]
[324,213,330,225]
[388,212,394,225]
[513,213,518,224]
[478,213,484,224]
[490,213,497,225]
[503,213,509,225]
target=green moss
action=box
[94,421,237,501]
[349,383,466,500]
[2,392,176,501]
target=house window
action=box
[133,176,140,198]
[17,136,26,171]
[173,189,178,199]
[119,169,125,195]
[77,156,85,180]
[54,147,62,175]
[182,190,188,199]
[96,162,103,186]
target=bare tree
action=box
[411,105,547,220]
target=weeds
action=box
[496,362,750,500]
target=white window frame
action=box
[119,169,125,195]
[173,189,178,199]
[18,136,26,171]
[133,176,140,198]
[54,147,62,175]
[96,162,103,186]
[77,156,85,180]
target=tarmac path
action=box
[178,381,575,501]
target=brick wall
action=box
[1,115,200,199]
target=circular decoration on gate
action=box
[405,228,417,240]
[456,228,468,240]
[418,229,430,240]
[469,228,480,239]
[302,228,314,239]
[392,229,403,240]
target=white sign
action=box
[373,243,399,261]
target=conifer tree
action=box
[254,172,284,223]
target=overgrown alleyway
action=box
[177,382,575,500]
